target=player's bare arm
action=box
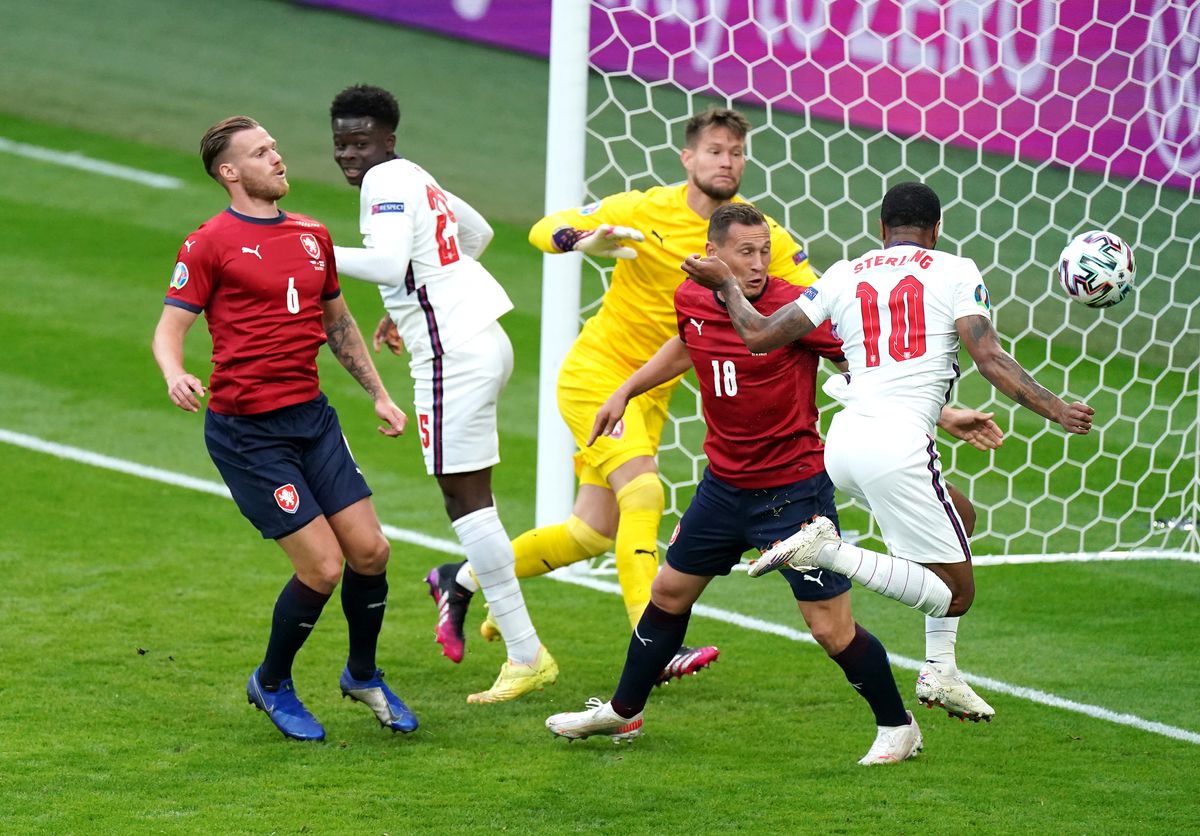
[937,406,1004,451]
[152,305,207,412]
[682,254,817,353]
[957,314,1094,434]
[322,295,408,436]
[588,336,691,447]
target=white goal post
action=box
[537,0,1200,560]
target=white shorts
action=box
[411,320,513,476]
[824,410,971,564]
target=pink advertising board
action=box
[300,0,1199,191]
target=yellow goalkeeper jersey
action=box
[530,183,817,371]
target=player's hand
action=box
[588,392,630,446]
[938,407,1004,451]
[165,372,206,413]
[682,254,735,290]
[574,224,645,259]
[375,398,408,437]
[1056,401,1094,435]
[372,316,404,355]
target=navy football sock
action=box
[611,601,690,718]
[260,575,331,689]
[341,565,388,681]
[831,623,909,727]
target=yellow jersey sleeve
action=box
[765,215,818,286]
[528,190,647,252]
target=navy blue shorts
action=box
[666,468,851,602]
[204,393,372,540]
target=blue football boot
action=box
[246,667,326,741]
[339,667,419,733]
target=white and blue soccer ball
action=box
[1056,230,1136,309]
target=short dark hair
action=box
[708,202,767,244]
[880,182,941,230]
[200,115,259,180]
[330,84,400,131]
[684,106,751,148]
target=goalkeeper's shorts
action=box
[556,347,671,488]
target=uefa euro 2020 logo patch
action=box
[579,200,602,215]
[975,284,991,310]
[802,285,818,301]
[170,262,189,290]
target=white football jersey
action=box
[795,244,992,430]
[353,158,513,365]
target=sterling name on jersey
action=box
[357,158,512,366]
[676,277,845,489]
[164,209,340,415]
[795,244,992,431]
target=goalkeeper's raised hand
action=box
[552,224,645,259]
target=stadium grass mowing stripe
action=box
[0,135,185,189]
[5,426,1198,748]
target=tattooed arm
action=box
[681,254,817,353]
[322,295,407,437]
[957,314,1093,434]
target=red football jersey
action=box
[164,209,341,415]
[675,277,844,489]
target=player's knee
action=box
[615,472,665,516]
[802,608,855,654]
[947,585,975,617]
[565,515,615,559]
[300,559,345,595]
[346,532,390,576]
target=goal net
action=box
[557,0,1200,561]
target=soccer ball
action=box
[1056,230,1136,308]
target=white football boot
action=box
[748,515,840,577]
[915,662,996,722]
[858,711,923,765]
[546,698,643,743]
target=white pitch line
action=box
[0,137,184,189]
[2,426,1198,746]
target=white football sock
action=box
[455,560,479,593]
[451,506,541,664]
[819,542,952,617]
[924,616,960,670]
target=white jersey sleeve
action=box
[352,158,513,367]
[796,245,992,431]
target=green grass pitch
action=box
[1,0,1198,832]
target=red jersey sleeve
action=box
[164,229,216,313]
[796,320,844,362]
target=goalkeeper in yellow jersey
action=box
[424,107,815,682]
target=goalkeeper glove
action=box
[553,224,645,259]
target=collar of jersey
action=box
[884,240,925,249]
[226,207,287,225]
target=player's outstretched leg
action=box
[754,516,953,617]
[547,697,644,743]
[247,667,325,742]
[858,711,923,765]
[424,561,472,663]
[339,667,419,733]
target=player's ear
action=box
[932,220,941,247]
[878,218,886,241]
[218,161,239,186]
[705,240,717,257]
[385,132,397,154]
